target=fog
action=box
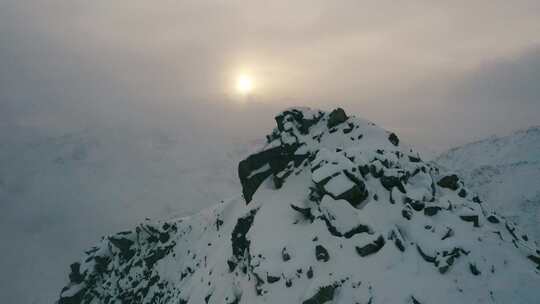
[1,1,539,303]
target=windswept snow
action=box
[437,126,540,243]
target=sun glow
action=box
[236,74,255,95]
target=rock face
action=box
[58,108,540,304]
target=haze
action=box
[1,1,539,303]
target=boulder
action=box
[327,108,348,128]
[437,174,460,191]
[315,245,330,262]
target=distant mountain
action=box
[437,126,540,243]
[58,108,539,304]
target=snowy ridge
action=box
[58,108,540,304]
[436,126,540,243]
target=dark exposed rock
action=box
[380,175,406,193]
[307,266,314,279]
[336,178,369,208]
[424,206,442,216]
[437,248,467,274]
[416,245,436,263]
[343,122,355,134]
[389,229,406,252]
[227,259,237,272]
[109,236,135,260]
[282,247,291,262]
[231,208,259,261]
[460,215,479,227]
[144,246,172,268]
[290,204,314,221]
[320,211,371,239]
[408,155,421,162]
[388,133,400,146]
[68,262,85,284]
[238,147,288,203]
[402,208,413,220]
[528,255,540,270]
[285,278,293,288]
[302,285,336,304]
[469,263,481,275]
[441,228,454,240]
[58,287,85,304]
[437,174,460,191]
[327,108,348,129]
[355,235,385,257]
[315,245,330,262]
[314,170,369,208]
[411,296,422,304]
[487,214,500,224]
[458,188,467,198]
[409,200,425,212]
[275,109,323,135]
[267,273,281,283]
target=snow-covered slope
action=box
[436,126,540,243]
[58,108,540,304]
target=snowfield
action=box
[437,126,540,243]
[58,108,540,304]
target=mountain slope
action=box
[436,126,540,243]
[58,108,540,304]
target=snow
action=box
[437,126,540,243]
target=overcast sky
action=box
[1,1,540,303]
[2,0,540,151]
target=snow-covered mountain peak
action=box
[58,107,540,304]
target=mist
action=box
[1,1,539,303]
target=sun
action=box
[236,74,254,95]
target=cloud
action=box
[0,1,539,303]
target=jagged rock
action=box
[424,206,442,216]
[231,208,259,261]
[307,266,314,279]
[528,255,540,270]
[109,235,135,260]
[388,132,400,146]
[487,214,500,223]
[267,273,281,283]
[437,174,460,190]
[460,215,479,227]
[380,175,406,193]
[355,235,385,257]
[327,108,348,128]
[409,200,425,212]
[389,228,406,252]
[303,285,336,304]
[291,204,314,221]
[238,147,288,203]
[315,245,330,262]
[408,155,421,162]
[411,296,422,304]
[68,263,84,284]
[469,263,481,276]
[282,247,291,262]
